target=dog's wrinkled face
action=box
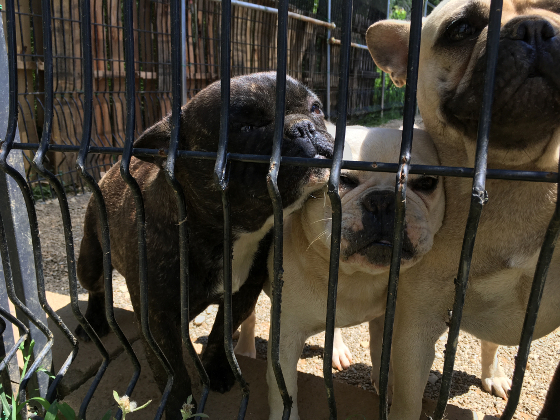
[302,129,445,275]
[367,0,560,165]
[134,72,334,232]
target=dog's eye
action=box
[339,175,359,190]
[241,125,255,133]
[311,103,323,115]
[410,176,439,193]
[445,19,478,42]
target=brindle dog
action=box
[76,72,334,419]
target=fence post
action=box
[326,0,331,119]
[0,13,51,399]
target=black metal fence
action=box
[0,0,558,419]
[0,0,401,197]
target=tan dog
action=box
[366,0,560,418]
[265,128,445,419]
[231,123,365,372]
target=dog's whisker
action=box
[311,217,333,224]
[306,230,328,252]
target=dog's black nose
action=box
[508,17,555,44]
[286,120,316,140]
[362,191,395,217]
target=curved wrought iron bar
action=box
[212,1,251,417]
[0,194,53,407]
[499,146,560,419]
[378,0,423,417]
[0,0,54,410]
[322,1,353,419]
[433,0,503,418]
[0,306,29,372]
[74,1,140,418]
[266,0,292,419]
[120,2,174,418]
[164,0,211,418]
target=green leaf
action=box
[27,396,51,412]
[21,340,36,378]
[37,368,56,380]
[195,414,209,418]
[57,402,76,420]
[101,409,114,420]
[11,395,17,420]
[44,400,59,420]
[0,391,12,417]
[133,400,151,412]
[113,390,120,404]
[16,401,29,415]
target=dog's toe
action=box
[206,364,236,393]
[482,376,512,399]
[332,345,353,371]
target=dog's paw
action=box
[371,370,393,404]
[482,376,512,399]
[234,342,256,359]
[74,317,111,342]
[203,354,236,393]
[332,342,353,371]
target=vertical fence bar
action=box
[323,1,352,419]
[268,0,291,418]
[0,2,50,402]
[378,0,423,417]
[432,0,503,418]
[214,0,251,417]
[499,199,560,420]
[75,1,141,418]
[326,0,331,120]
[165,0,211,418]
[181,0,188,105]
[120,2,174,418]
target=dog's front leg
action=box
[387,311,440,420]
[368,316,394,402]
[480,340,511,399]
[202,272,265,393]
[143,311,193,420]
[266,323,307,420]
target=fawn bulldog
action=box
[75,73,334,419]
[366,0,560,417]
[265,127,445,419]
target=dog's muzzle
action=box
[444,15,560,146]
[283,118,334,159]
[343,190,415,266]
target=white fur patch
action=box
[213,183,323,295]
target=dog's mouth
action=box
[342,233,415,267]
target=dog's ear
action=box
[132,118,172,167]
[366,20,410,88]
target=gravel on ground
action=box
[36,119,558,418]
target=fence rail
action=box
[1,0,558,419]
